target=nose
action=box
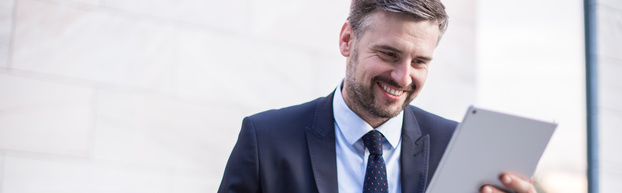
[390,61,413,88]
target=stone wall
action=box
[0,0,475,192]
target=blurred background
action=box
[0,0,620,192]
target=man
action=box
[218,0,537,193]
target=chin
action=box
[370,103,404,119]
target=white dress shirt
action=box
[333,84,403,193]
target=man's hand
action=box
[480,173,537,193]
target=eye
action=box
[412,59,429,68]
[378,51,398,61]
[384,51,396,58]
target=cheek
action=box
[361,59,393,77]
[412,70,428,87]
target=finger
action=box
[500,174,537,193]
[480,185,507,193]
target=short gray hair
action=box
[348,0,449,40]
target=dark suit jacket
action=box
[218,92,457,193]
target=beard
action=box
[344,47,417,119]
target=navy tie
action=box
[362,130,388,193]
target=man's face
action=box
[340,11,440,124]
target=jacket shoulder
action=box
[246,97,325,130]
[407,105,458,138]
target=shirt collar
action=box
[333,81,403,149]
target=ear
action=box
[339,22,354,57]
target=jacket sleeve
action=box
[218,117,261,193]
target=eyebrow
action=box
[372,44,403,55]
[371,44,433,61]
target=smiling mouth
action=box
[379,82,404,96]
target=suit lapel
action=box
[306,92,338,193]
[304,94,432,193]
[400,107,430,193]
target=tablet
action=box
[425,106,557,193]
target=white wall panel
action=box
[0,150,4,192]
[3,153,93,193]
[598,5,622,61]
[601,168,622,193]
[415,21,476,121]
[0,0,13,68]
[598,4,622,193]
[248,0,349,55]
[599,57,622,112]
[93,90,240,171]
[0,74,92,157]
[104,0,251,34]
[442,0,476,23]
[1,0,478,192]
[601,0,622,11]
[3,152,171,193]
[37,0,99,6]
[171,169,215,193]
[12,0,178,92]
[177,25,320,113]
[600,108,622,164]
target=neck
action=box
[360,113,388,129]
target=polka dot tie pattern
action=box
[362,130,388,193]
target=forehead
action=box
[359,11,440,52]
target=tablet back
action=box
[425,106,557,193]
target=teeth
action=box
[380,83,404,96]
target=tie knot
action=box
[362,130,384,155]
